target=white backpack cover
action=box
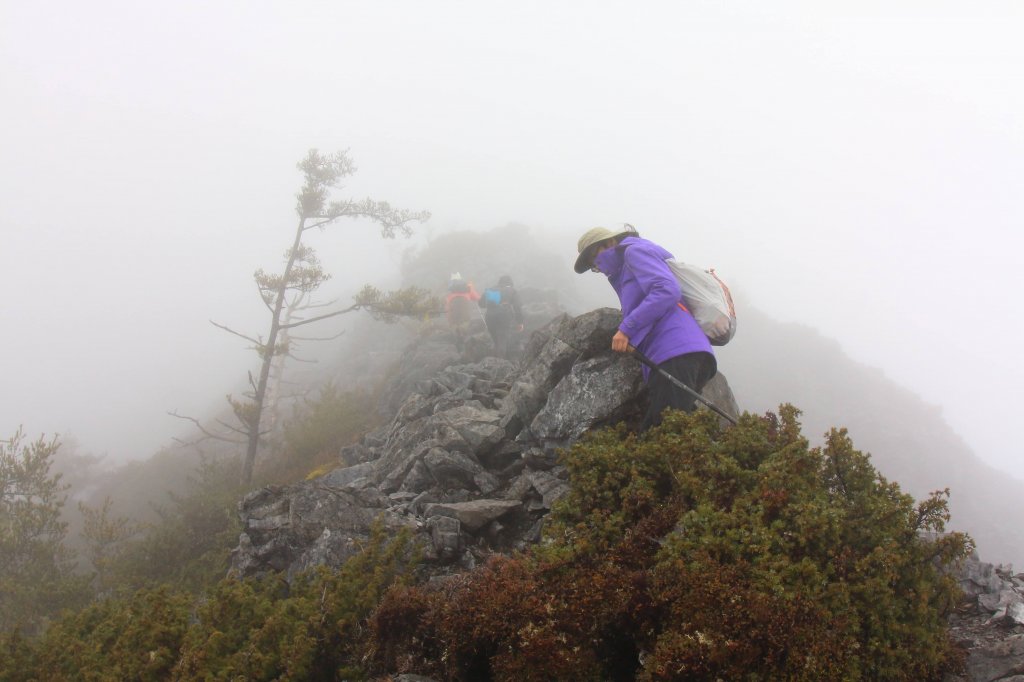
[665,259,737,346]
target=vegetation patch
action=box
[366,406,970,680]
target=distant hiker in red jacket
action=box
[445,272,480,350]
[575,227,716,430]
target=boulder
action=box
[501,308,624,436]
[424,499,522,533]
[424,448,484,490]
[527,354,645,447]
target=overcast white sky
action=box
[2,1,1022,478]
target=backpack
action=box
[665,259,737,346]
[483,287,503,306]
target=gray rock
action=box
[230,481,418,580]
[424,499,522,532]
[701,371,741,423]
[378,444,433,493]
[965,634,1024,682]
[434,367,476,393]
[504,473,535,502]
[480,440,523,471]
[473,470,501,495]
[394,393,436,424]
[958,553,1006,597]
[428,515,461,561]
[528,354,645,446]
[522,446,560,471]
[979,589,1024,614]
[502,309,624,434]
[424,448,484,489]
[321,461,377,488]
[410,490,438,514]
[401,459,435,493]
[527,469,570,509]
[436,404,505,454]
[338,443,376,466]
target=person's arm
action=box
[618,245,680,342]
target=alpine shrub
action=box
[367,406,970,681]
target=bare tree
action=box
[211,149,432,486]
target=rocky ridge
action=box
[231,308,737,579]
[230,308,1022,681]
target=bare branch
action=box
[287,354,317,364]
[280,304,361,329]
[291,330,346,342]
[210,320,262,346]
[303,217,336,231]
[301,298,338,310]
[168,411,247,445]
[214,419,251,437]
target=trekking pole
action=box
[627,346,738,425]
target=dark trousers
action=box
[642,351,718,431]
[485,308,514,359]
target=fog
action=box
[2,2,1022,480]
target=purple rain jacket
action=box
[593,236,713,380]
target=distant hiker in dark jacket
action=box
[575,227,716,430]
[479,275,524,359]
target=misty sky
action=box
[2,2,1022,478]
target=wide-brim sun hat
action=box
[573,226,635,273]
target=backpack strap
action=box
[709,268,736,317]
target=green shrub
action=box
[4,518,418,681]
[23,586,193,681]
[368,406,970,681]
[169,519,418,681]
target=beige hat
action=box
[574,226,635,273]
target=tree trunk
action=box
[240,215,307,486]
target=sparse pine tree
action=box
[206,150,434,486]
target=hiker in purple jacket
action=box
[574,227,717,430]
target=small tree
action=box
[0,429,88,633]
[78,497,140,597]
[208,150,432,486]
